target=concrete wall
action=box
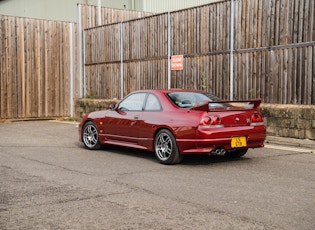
[74,99,315,141]
[260,104,315,140]
[74,99,119,119]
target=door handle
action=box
[134,115,140,120]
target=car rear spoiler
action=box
[190,98,262,111]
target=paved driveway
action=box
[0,121,314,229]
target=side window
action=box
[144,94,161,111]
[118,93,146,111]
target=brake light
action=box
[211,115,221,125]
[200,116,211,125]
[199,114,224,129]
[250,113,264,126]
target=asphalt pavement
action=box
[0,120,314,230]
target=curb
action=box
[266,136,315,150]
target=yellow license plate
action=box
[231,136,247,148]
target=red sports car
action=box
[79,89,266,164]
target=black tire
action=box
[82,121,101,150]
[225,148,248,158]
[154,129,183,165]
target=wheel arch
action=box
[80,119,100,141]
[153,126,177,141]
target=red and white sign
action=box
[171,55,184,70]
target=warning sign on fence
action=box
[171,55,184,70]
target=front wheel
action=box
[154,129,183,165]
[82,121,101,150]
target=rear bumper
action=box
[176,125,266,154]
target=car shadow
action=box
[104,145,158,162]
[77,142,249,165]
[77,142,157,163]
[180,154,250,165]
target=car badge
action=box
[235,117,240,121]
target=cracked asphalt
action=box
[0,121,314,229]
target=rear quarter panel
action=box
[138,109,203,151]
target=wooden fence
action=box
[79,4,153,29]
[84,0,315,104]
[0,6,153,119]
[0,16,80,119]
[1,1,314,120]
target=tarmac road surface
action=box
[0,120,314,229]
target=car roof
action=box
[133,89,204,94]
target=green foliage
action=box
[247,88,256,99]
[84,93,98,99]
[200,72,207,90]
[199,64,207,90]
[62,116,79,122]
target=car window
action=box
[118,93,147,111]
[144,94,161,111]
[167,92,230,108]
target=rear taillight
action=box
[250,113,264,126]
[199,114,224,129]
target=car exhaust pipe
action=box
[218,149,226,155]
[213,148,226,156]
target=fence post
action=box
[97,0,101,26]
[120,22,124,99]
[69,23,74,117]
[229,0,235,100]
[167,11,171,89]
[78,4,83,98]
[83,25,86,97]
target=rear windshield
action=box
[167,92,230,108]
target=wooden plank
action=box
[249,0,255,48]
[279,0,289,45]
[311,0,315,42]
[286,48,292,103]
[44,21,49,116]
[269,50,275,103]
[287,0,294,44]
[7,16,13,118]
[25,18,30,117]
[265,49,271,103]
[313,46,315,104]
[303,0,310,42]
[224,1,229,50]
[269,0,276,46]
[298,0,305,43]
[35,20,42,117]
[0,16,3,118]
[274,0,280,45]
[306,46,313,104]
[261,50,266,101]
[292,47,297,104]
[293,0,299,43]
[279,49,284,103]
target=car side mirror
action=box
[109,104,116,111]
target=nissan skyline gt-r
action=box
[79,89,266,164]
